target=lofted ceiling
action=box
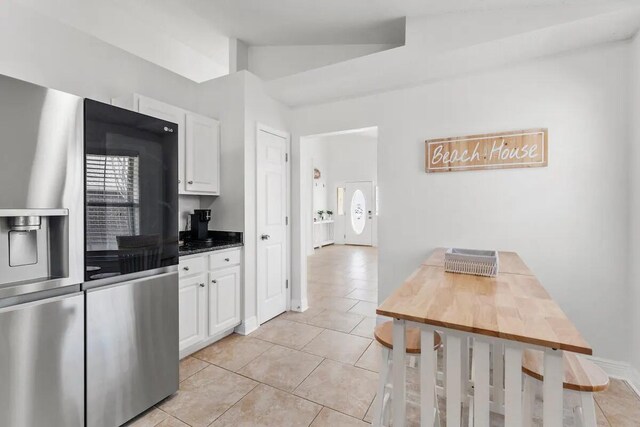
[13,0,640,102]
[185,0,613,46]
[266,1,640,106]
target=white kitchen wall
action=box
[306,138,329,256]
[178,196,201,232]
[310,139,329,216]
[629,33,640,384]
[197,72,247,232]
[291,41,631,363]
[0,1,201,109]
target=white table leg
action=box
[392,319,406,427]
[579,392,597,427]
[543,350,564,427]
[492,342,504,409]
[420,327,435,427]
[523,375,536,427]
[504,345,523,427]
[442,337,447,391]
[473,340,491,427]
[372,346,390,427]
[461,337,469,398]
[446,335,462,426]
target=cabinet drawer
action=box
[209,249,241,270]
[179,256,205,278]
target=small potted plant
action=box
[317,210,325,220]
[326,210,333,220]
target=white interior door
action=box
[345,181,373,246]
[257,126,289,324]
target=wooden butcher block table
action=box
[377,248,591,427]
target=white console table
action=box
[313,220,335,248]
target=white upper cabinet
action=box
[186,113,220,194]
[112,94,220,195]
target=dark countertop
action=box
[179,242,243,257]
[178,230,243,257]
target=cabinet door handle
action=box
[261,234,270,240]
[178,179,181,184]
[211,279,217,284]
[199,283,205,287]
[224,258,230,262]
[188,180,194,184]
[183,266,189,271]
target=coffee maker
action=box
[190,209,212,242]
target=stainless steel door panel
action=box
[86,272,179,427]
[0,74,84,289]
[0,74,83,210]
[0,293,84,427]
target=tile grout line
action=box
[622,379,640,401]
[298,331,373,365]
[177,357,210,384]
[291,357,376,420]
[292,357,379,420]
[594,399,614,427]
[305,405,324,427]
[362,395,376,423]
[204,379,260,427]
[190,338,274,373]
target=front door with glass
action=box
[345,181,373,246]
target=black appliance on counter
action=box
[83,99,179,427]
[190,208,212,241]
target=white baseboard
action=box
[235,316,259,336]
[290,298,309,312]
[587,356,640,397]
[628,366,640,397]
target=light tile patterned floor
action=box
[128,245,640,427]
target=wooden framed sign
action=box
[425,128,548,173]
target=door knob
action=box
[261,234,270,240]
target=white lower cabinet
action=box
[208,266,241,337]
[179,248,242,357]
[178,273,207,350]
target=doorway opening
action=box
[294,126,379,328]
